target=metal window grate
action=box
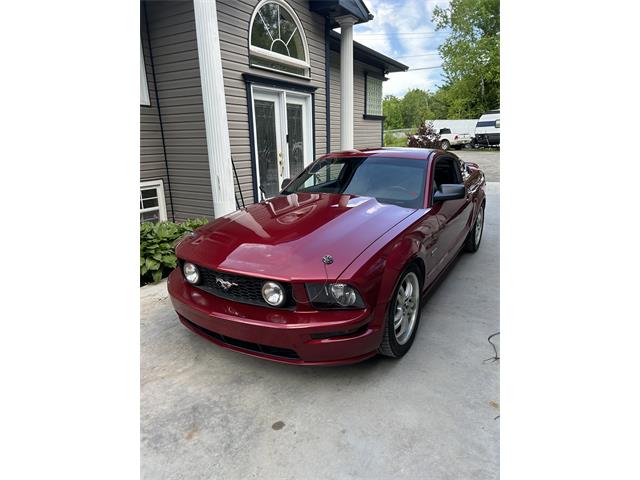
[366,76,383,116]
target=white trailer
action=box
[474,109,500,146]
[429,119,478,136]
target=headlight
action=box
[305,283,365,309]
[261,281,285,306]
[183,262,200,284]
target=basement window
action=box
[365,74,383,118]
[140,180,167,223]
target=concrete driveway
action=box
[141,184,500,480]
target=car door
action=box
[430,154,474,268]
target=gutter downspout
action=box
[193,0,236,218]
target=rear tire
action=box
[440,139,450,150]
[379,265,423,358]
[464,203,485,252]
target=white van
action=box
[474,109,500,147]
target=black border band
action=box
[242,73,318,93]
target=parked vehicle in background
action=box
[474,109,500,147]
[431,119,477,137]
[438,128,472,150]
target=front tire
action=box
[464,203,485,252]
[379,265,423,358]
[440,139,450,150]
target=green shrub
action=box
[140,218,209,285]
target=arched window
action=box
[249,0,310,78]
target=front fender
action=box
[337,210,431,329]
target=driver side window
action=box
[434,157,462,190]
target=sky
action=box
[345,0,451,98]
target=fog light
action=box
[183,262,200,284]
[262,281,285,306]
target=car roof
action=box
[318,147,437,161]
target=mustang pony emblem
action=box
[215,277,238,291]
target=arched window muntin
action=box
[249,0,311,78]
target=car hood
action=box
[176,192,416,281]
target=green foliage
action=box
[383,90,435,130]
[400,89,434,128]
[140,218,209,285]
[382,95,403,130]
[432,0,500,118]
[382,0,499,126]
[383,130,409,147]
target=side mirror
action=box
[465,161,479,173]
[280,178,291,191]
[433,184,466,203]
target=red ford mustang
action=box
[168,148,486,365]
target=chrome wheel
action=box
[475,207,484,245]
[393,272,420,345]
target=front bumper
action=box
[167,269,384,365]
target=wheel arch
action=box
[407,256,426,286]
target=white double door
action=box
[252,87,313,198]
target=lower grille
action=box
[192,264,295,309]
[182,317,300,360]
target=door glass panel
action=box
[286,103,304,179]
[255,99,279,198]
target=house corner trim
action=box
[193,0,236,218]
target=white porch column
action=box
[193,0,236,218]
[337,16,357,150]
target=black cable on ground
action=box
[483,331,500,363]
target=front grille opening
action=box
[180,261,295,310]
[183,318,300,360]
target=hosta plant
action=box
[140,218,209,285]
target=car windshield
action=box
[282,156,427,209]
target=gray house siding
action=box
[141,0,396,221]
[329,52,384,150]
[143,1,214,222]
[140,5,173,220]
[216,0,327,205]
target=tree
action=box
[382,95,403,130]
[433,0,500,118]
[430,87,452,119]
[383,90,436,130]
[400,89,434,128]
